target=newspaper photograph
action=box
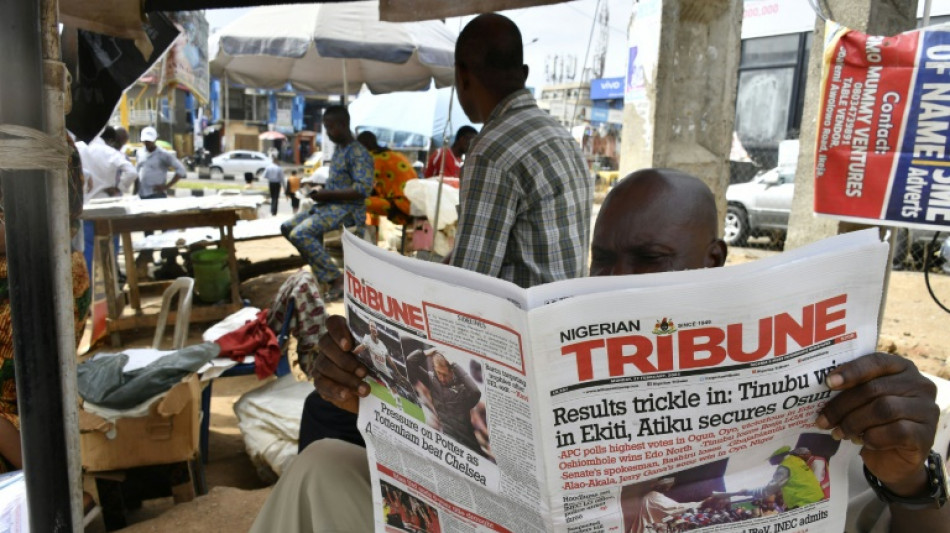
[344,229,889,533]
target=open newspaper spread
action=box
[343,229,889,533]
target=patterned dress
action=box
[365,149,417,226]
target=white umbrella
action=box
[210,2,456,95]
[348,86,478,147]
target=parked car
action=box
[724,165,796,247]
[725,165,948,269]
[210,150,270,179]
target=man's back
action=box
[453,89,592,288]
[81,138,136,201]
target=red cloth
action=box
[423,147,461,178]
[214,309,281,379]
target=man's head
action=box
[368,322,378,341]
[141,126,158,152]
[790,447,812,460]
[591,168,727,276]
[431,352,453,386]
[100,126,118,147]
[451,125,478,157]
[356,131,383,153]
[114,127,129,150]
[323,106,352,145]
[454,13,529,123]
[653,477,675,492]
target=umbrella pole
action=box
[429,86,459,260]
[0,0,78,530]
[342,61,349,104]
[224,72,229,150]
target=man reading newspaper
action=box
[251,169,949,533]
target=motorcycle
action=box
[182,148,212,171]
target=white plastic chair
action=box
[152,277,195,350]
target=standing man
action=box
[451,13,591,287]
[80,126,138,274]
[423,125,477,179]
[136,126,186,199]
[280,106,374,301]
[263,155,285,216]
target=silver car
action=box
[210,150,270,180]
[724,166,796,247]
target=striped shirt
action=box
[451,89,592,288]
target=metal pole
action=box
[224,72,230,151]
[924,0,933,26]
[0,0,75,531]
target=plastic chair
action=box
[152,277,194,350]
[199,298,295,463]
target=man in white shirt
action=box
[353,322,401,407]
[79,126,137,274]
[262,156,285,216]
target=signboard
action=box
[590,77,624,100]
[741,0,815,39]
[625,0,661,104]
[814,22,950,231]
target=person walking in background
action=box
[286,169,301,214]
[263,155,285,216]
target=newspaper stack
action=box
[342,229,889,533]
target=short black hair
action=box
[323,105,349,123]
[456,126,478,139]
[100,126,117,143]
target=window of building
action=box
[734,32,811,160]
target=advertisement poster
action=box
[814,22,950,231]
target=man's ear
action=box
[705,239,727,268]
[522,64,529,82]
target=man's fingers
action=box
[313,375,361,414]
[313,345,368,391]
[825,352,914,391]
[858,420,936,452]
[826,395,937,443]
[326,315,355,353]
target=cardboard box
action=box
[79,374,201,472]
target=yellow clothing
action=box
[780,455,825,508]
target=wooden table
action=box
[82,197,259,346]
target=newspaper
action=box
[343,229,889,533]
[814,21,950,231]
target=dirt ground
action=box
[109,238,950,532]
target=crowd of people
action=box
[248,11,950,533]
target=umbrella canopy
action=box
[210,2,457,94]
[259,130,287,140]
[348,87,478,147]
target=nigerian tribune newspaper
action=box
[341,229,888,533]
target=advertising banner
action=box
[814,23,950,231]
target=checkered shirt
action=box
[451,89,592,288]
